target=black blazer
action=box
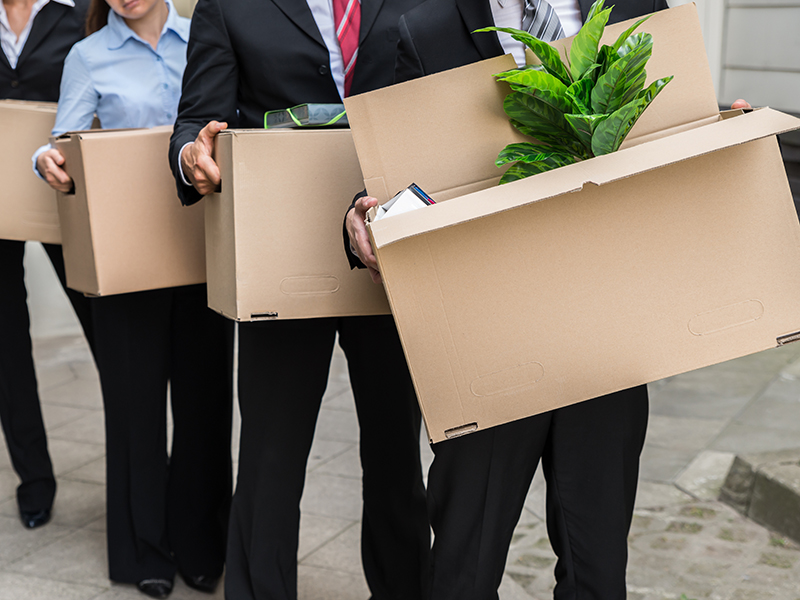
[0,0,88,101]
[396,0,669,82]
[169,0,424,206]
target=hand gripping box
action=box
[344,4,800,443]
[0,100,61,243]
[205,128,389,321]
[54,126,205,296]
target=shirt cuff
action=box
[178,142,193,186]
[31,143,52,181]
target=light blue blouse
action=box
[33,0,189,172]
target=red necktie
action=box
[332,0,361,96]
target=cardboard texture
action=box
[206,128,389,321]
[344,4,800,443]
[54,126,205,296]
[0,100,61,243]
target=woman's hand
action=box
[37,148,73,193]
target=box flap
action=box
[368,107,800,248]
[345,3,719,204]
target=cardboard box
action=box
[344,3,800,442]
[0,100,61,243]
[207,128,389,320]
[54,126,205,296]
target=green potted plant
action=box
[477,0,673,184]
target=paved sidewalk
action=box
[2,242,800,599]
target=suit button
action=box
[10,80,19,88]
[318,64,329,76]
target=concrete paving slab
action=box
[41,403,96,432]
[314,445,362,479]
[0,571,105,600]
[300,521,362,575]
[49,411,106,446]
[297,564,370,600]
[675,450,736,501]
[6,479,105,529]
[298,513,355,561]
[47,438,106,477]
[6,528,109,588]
[640,445,699,483]
[646,415,729,453]
[306,439,354,473]
[63,456,106,486]
[300,472,362,522]
[314,407,360,443]
[711,422,800,455]
[39,376,104,411]
[0,513,73,566]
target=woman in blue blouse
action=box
[35,1,233,598]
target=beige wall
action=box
[672,0,800,114]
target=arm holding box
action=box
[34,46,99,192]
[168,0,239,205]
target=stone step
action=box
[720,448,800,544]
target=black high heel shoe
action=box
[181,573,219,593]
[136,579,173,599]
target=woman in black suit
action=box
[0,0,92,530]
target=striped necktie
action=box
[332,0,361,96]
[522,0,565,42]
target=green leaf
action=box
[596,45,618,78]
[475,26,571,84]
[495,142,577,167]
[564,113,609,150]
[617,31,651,59]
[504,91,582,149]
[565,78,594,115]
[590,34,652,114]
[499,153,580,184]
[635,75,674,103]
[508,117,591,159]
[569,8,611,81]
[584,0,606,23]
[611,16,651,54]
[495,68,570,101]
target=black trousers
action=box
[226,315,430,600]
[0,240,94,513]
[427,385,649,600]
[91,284,233,583]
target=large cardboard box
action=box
[54,126,205,296]
[207,128,389,320]
[344,4,800,442]
[0,100,61,243]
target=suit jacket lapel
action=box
[270,0,326,48]
[16,1,66,69]
[456,0,504,60]
[359,0,384,44]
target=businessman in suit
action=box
[169,1,430,598]
[0,0,93,530]
[344,0,660,598]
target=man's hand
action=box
[346,196,382,284]
[180,120,228,195]
[731,99,752,110]
[37,148,73,193]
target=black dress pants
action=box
[427,384,649,600]
[91,284,233,583]
[227,315,430,600]
[0,240,94,513]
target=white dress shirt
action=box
[491,0,584,68]
[0,0,74,68]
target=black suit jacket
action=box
[395,0,669,82]
[0,0,88,101]
[169,0,424,206]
